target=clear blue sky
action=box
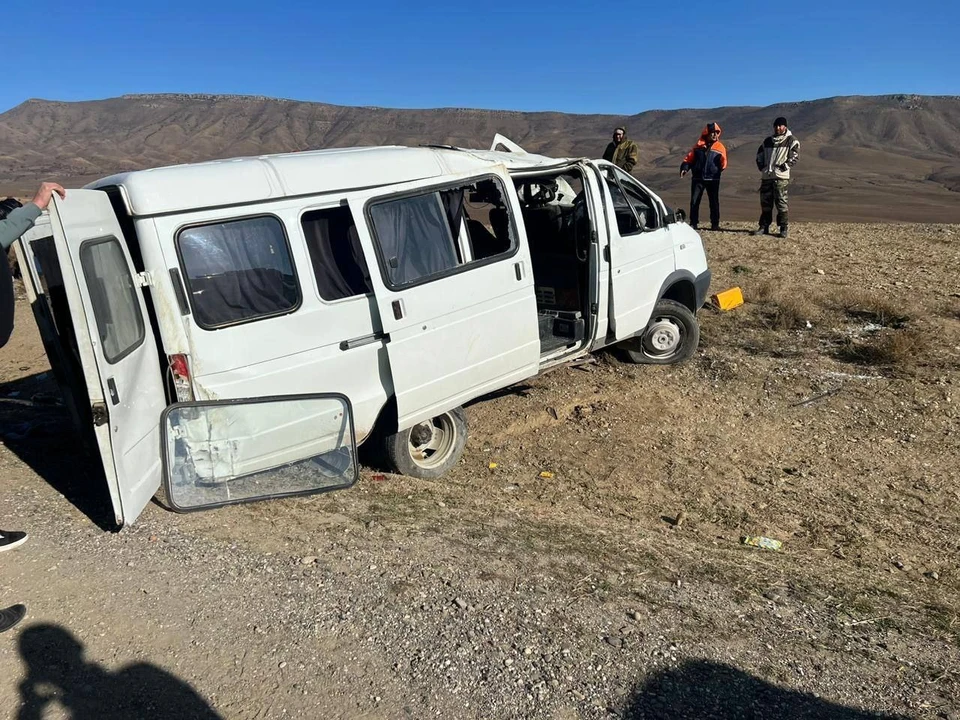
[2,0,954,115]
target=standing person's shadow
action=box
[17,624,224,720]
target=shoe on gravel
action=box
[0,530,27,552]
[0,604,26,633]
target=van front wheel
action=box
[382,407,468,479]
[621,299,700,365]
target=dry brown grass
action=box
[825,289,911,327]
[749,279,777,304]
[748,280,821,330]
[941,298,960,320]
[835,328,927,369]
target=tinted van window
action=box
[177,216,300,328]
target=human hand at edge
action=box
[30,182,66,211]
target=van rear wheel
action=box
[621,299,700,365]
[382,407,468,479]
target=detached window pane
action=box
[177,216,300,328]
[79,238,145,364]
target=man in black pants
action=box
[680,122,728,231]
[1,181,65,634]
[1,530,28,633]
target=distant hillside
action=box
[1,93,958,222]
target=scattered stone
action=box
[604,636,623,649]
[301,556,318,566]
[454,597,468,611]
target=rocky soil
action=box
[1,222,959,719]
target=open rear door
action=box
[48,191,167,527]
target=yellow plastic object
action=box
[711,287,744,311]
[539,471,555,479]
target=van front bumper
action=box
[694,269,712,310]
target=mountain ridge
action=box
[1,93,958,222]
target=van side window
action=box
[603,167,659,234]
[603,176,641,236]
[301,206,372,301]
[176,216,300,329]
[368,176,516,287]
[79,237,145,363]
[620,179,659,231]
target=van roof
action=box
[87,145,574,217]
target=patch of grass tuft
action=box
[940,298,960,320]
[835,328,927,369]
[826,289,911,327]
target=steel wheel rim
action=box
[408,413,458,469]
[641,316,683,359]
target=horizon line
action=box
[3,91,956,118]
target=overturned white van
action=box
[15,137,710,526]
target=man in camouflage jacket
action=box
[750,116,800,238]
[603,127,639,173]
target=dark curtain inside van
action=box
[301,208,372,301]
[369,192,459,286]
[178,217,298,327]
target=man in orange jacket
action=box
[680,122,727,231]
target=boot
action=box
[749,226,769,236]
[0,604,26,633]
[778,226,789,238]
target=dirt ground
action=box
[1,222,959,719]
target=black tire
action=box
[382,406,468,479]
[621,299,700,365]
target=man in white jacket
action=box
[750,117,800,238]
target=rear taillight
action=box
[168,354,195,403]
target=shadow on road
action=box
[0,373,115,530]
[15,623,223,720]
[624,660,908,719]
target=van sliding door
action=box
[48,191,167,527]
[347,167,540,429]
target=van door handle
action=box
[107,378,120,405]
[392,299,404,320]
[339,332,388,351]
[514,262,523,281]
